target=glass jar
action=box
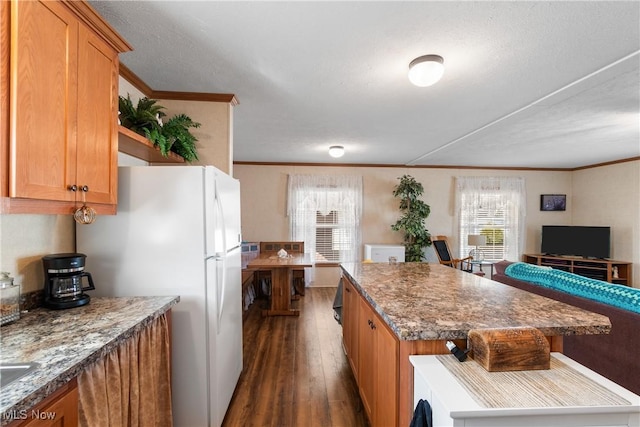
[0,272,20,326]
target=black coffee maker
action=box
[43,253,95,309]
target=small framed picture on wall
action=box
[540,194,566,211]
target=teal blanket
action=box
[504,262,640,314]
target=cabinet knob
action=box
[68,185,78,192]
[80,185,89,192]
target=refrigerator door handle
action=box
[215,181,227,329]
[215,181,228,252]
[215,255,225,331]
[205,251,226,334]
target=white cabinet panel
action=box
[410,353,640,427]
[364,244,405,262]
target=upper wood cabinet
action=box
[0,0,131,214]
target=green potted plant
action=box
[391,175,432,261]
[119,95,201,162]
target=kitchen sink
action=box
[0,362,39,387]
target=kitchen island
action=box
[340,262,612,427]
[0,296,178,426]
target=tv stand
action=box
[523,254,632,286]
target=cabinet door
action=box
[342,277,359,378]
[357,295,375,421]
[357,294,399,427]
[10,0,77,202]
[374,320,398,426]
[76,24,118,205]
[21,381,78,427]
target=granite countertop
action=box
[340,262,611,341]
[0,296,179,423]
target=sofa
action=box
[493,260,640,395]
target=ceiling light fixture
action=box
[408,54,444,87]
[328,146,345,158]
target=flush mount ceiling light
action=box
[408,54,444,87]
[328,145,345,158]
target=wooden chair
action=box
[432,235,472,271]
[259,242,304,254]
[258,242,306,297]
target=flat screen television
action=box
[541,225,610,259]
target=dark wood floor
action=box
[222,287,368,427]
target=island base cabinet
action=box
[340,262,603,427]
[8,379,79,427]
[357,294,398,427]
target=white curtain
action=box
[455,176,526,262]
[287,174,363,284]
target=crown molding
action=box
[570,156,640,171]
[119,63,238,105]
[64,1,132,53]
[234,157,640,171]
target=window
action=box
[456,177,526,262]
[315,210,354,262]
[287,175,363,279]
[462,194,507,260]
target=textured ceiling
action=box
[90,1,640,168]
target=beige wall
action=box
[119,77,145,104]
[572,160,639,284]
[0,214,75,293]
[160,99,233,174]
[234,164,573,255]
[119,77,234,173]
[234,161,640,287]
[1,160,637,293]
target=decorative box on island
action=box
[468,326,550,372]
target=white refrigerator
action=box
[76,165,243,427]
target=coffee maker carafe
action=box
[43,253,95,309]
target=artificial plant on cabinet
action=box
[119,95,201,162]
